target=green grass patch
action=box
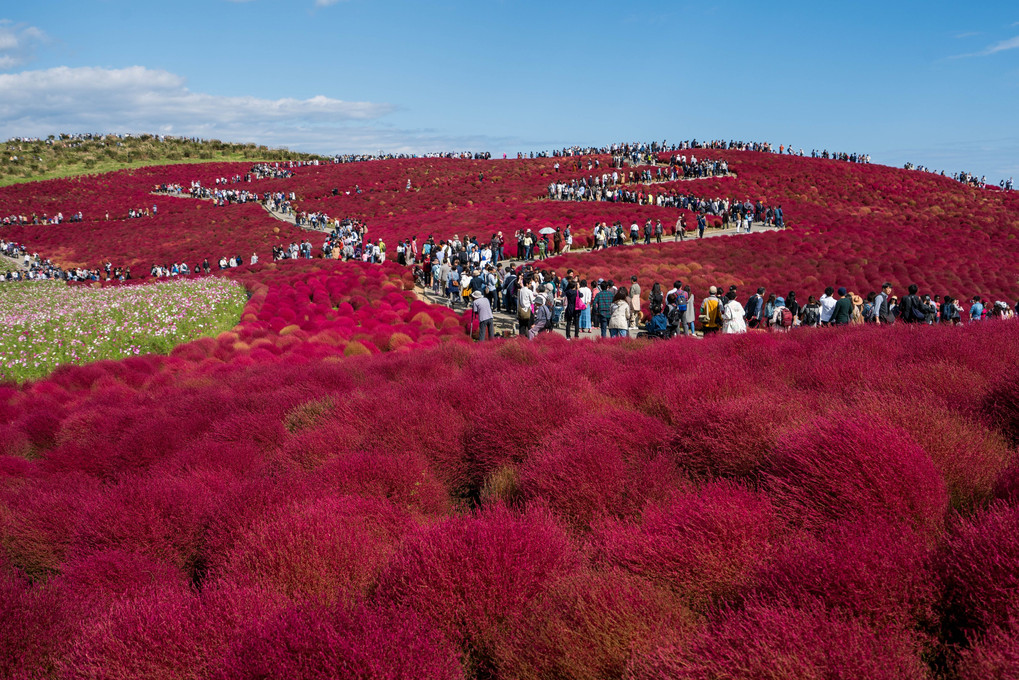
[0,134,325,187]
[0,277,248,382]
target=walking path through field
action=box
[155,186,784,341]
[1,252,27,273]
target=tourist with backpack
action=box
[801,296,822,327]
[745,287,765,328]
[771,297,794,332]
[700,286,724,334]
[862,293,877,323]
[785,291,800,322]
[665,293,682,338]
[528,294,553,339]
[649,282,664,315]
[900,284,925,324]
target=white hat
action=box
[471,290,483,299]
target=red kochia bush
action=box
[54,549,189,611]
[213,495,413,606]
[220,603,463,680]
[59,587,220,680]
[0,560,60,679]
[765,415,949,540]
[627,602,929,680]
[983,364,1019,446]
[494,568,695,680]
[374,504,580,674]
[518,409,682,531]
[591,482,779,612]
[937,502,1019,635]
[955,616,1019,680]
[753,520,937,631]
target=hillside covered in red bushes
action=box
[2,148,1019,679]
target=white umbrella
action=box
[538,227,556,235]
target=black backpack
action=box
[803,304,820,326]
[650,291,664,314]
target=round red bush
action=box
[765,414,949,539]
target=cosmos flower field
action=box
[1,147,1019,679]
[0,278,247,382]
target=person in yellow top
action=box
[699,286,723,334]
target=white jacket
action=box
[721,299,748,334]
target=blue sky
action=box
[0,1,1016,180]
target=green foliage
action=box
[0,134,325,187]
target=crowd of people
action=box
[903,163,1014,192]
[546,156,731,202]
[438,260,1019,344]
[696,283,1018,335]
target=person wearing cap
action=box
[699,286,723,334]
[770,296,792,331]
[529,294,553,339]
[471,290,495,341]
[831,287,853,326]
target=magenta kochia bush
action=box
[627,602,930,680]
[220,603,463,680]
[374,504,580,674]
[591,482,779,612]
[765,415,949,540]
[54,549,190,611]
[937,502,1019,635]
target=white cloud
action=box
[953,34,1019,58]
[980,35,1019,55]
[0,20,48,69]
[315,0,350,6]
[0,65,513,154]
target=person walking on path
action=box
[471,290,495,341]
